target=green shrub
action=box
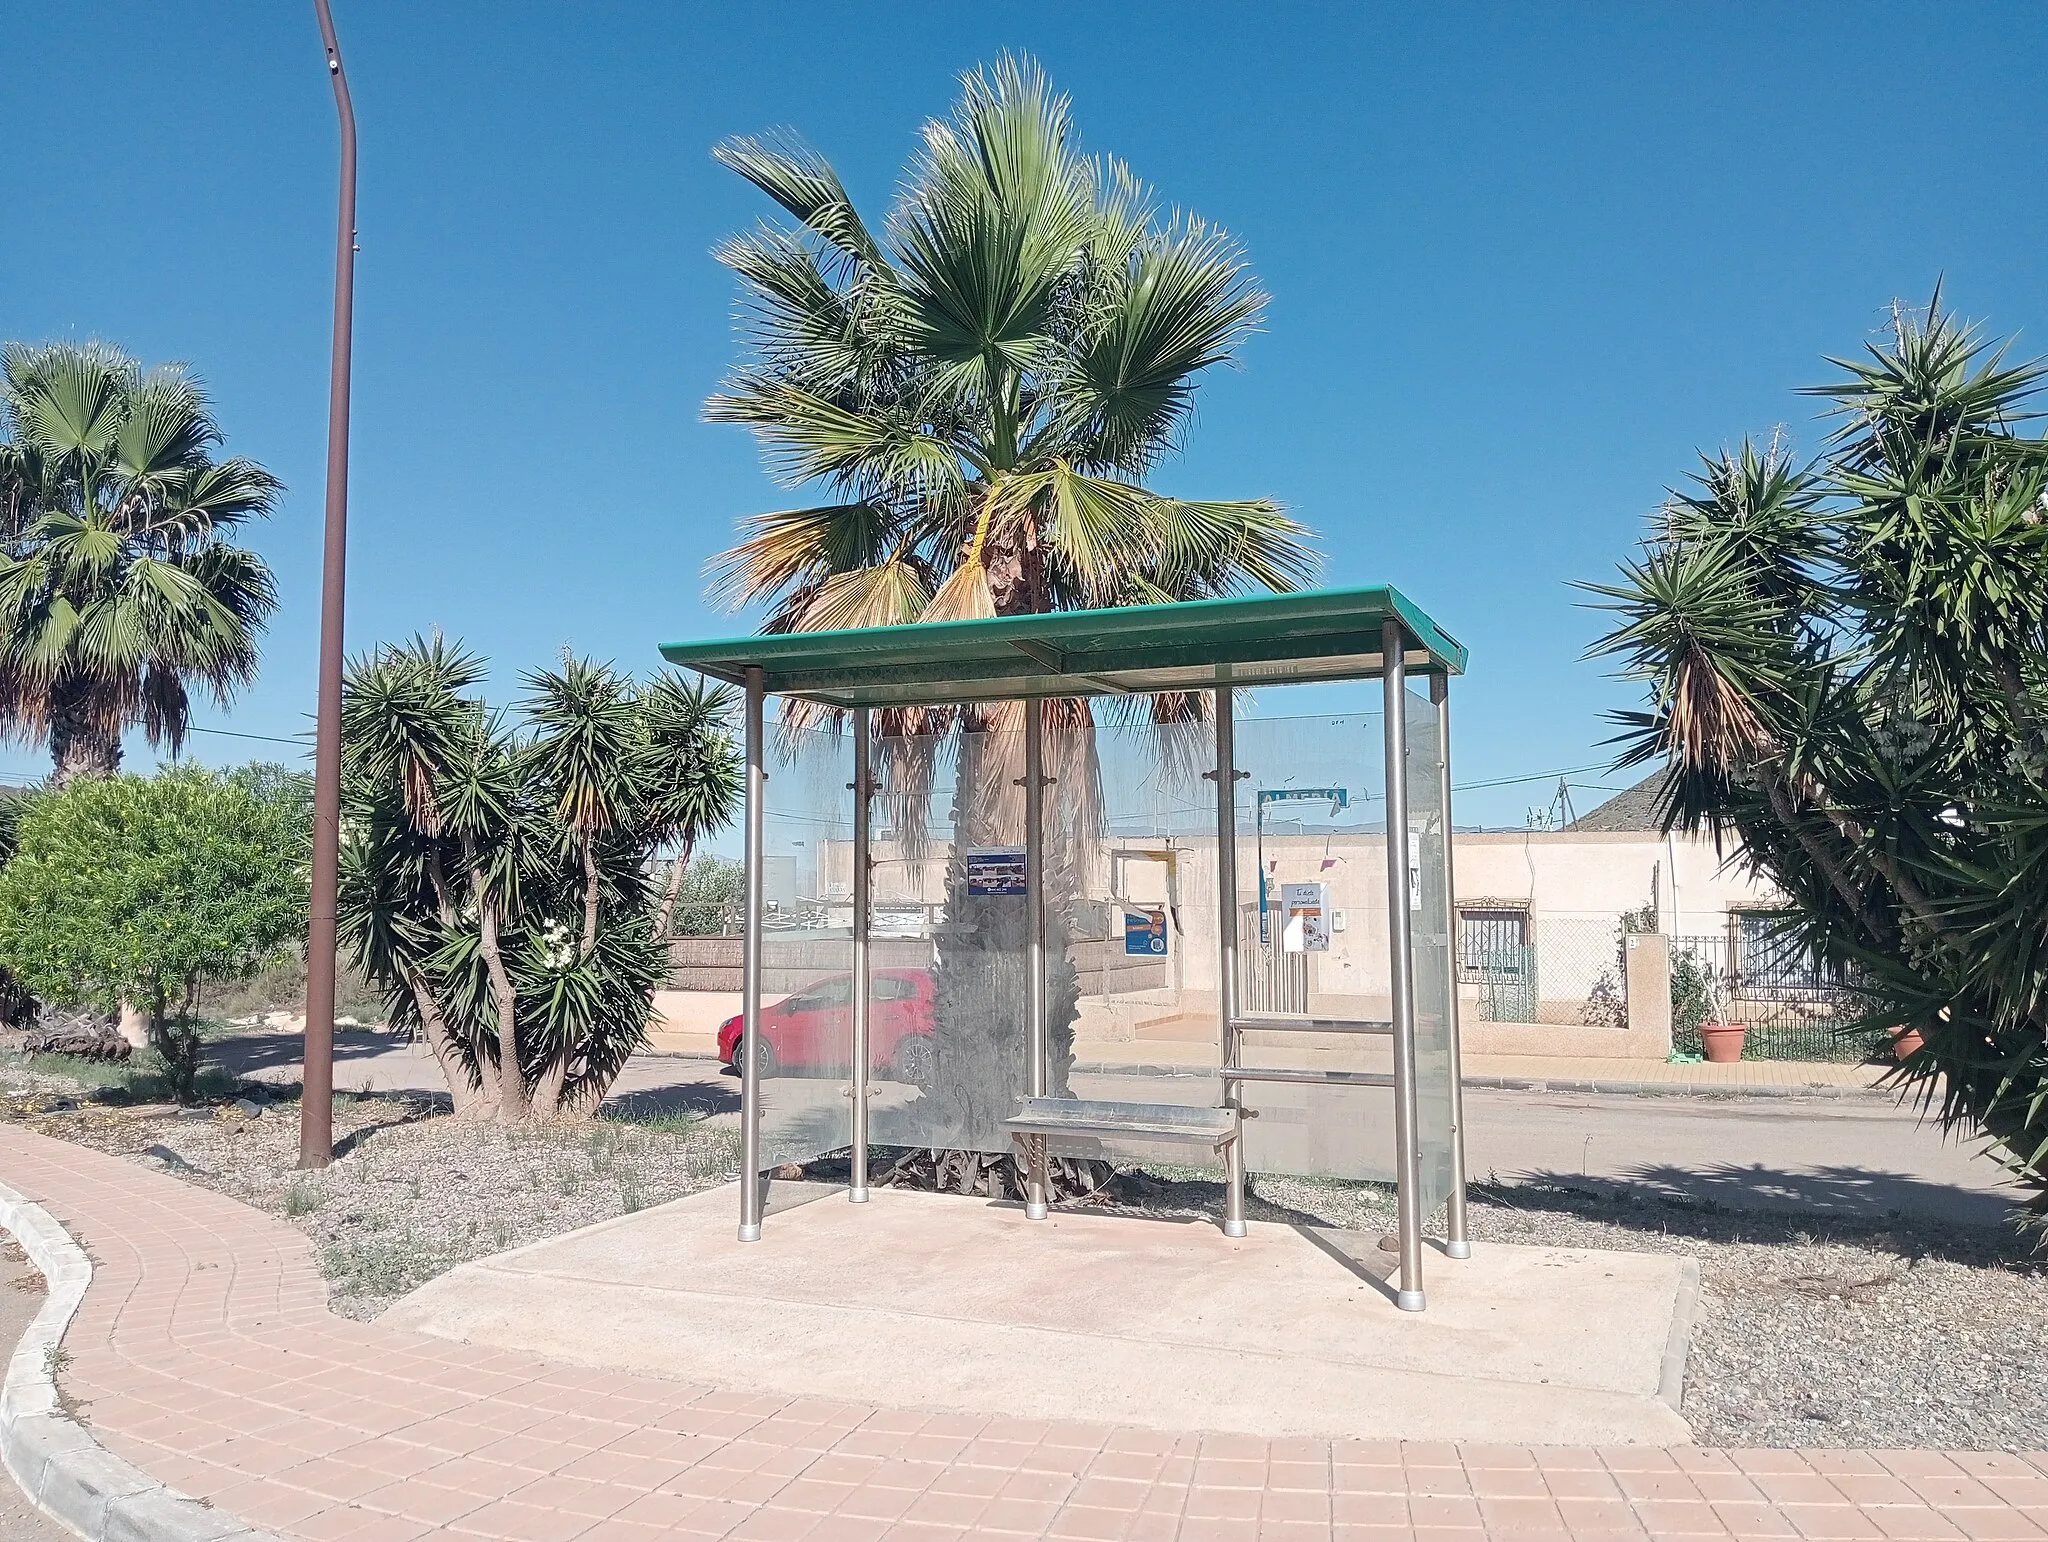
[0,767,304,1100]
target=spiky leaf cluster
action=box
[1587,291,2048,1213]
[337,638,740,1115]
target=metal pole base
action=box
[1222,1218,1248,1240]
[849,1187,870,1205]
[737,1223,762,1243]
[1445,1240,1472,1260]
[1396,1288,1426,1312]
[1022,1134,1049,1221]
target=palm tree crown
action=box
[707,55,1315,639]
[0,341,280,782]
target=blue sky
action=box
[3,2,2043,825]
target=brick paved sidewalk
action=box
[1,1125,2041,1542]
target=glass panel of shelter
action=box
[755,723,855,1172]
[1224,704,1401,1185]
[861,717,1032,1157]
[759,680,1457,1226]
[1405,682,1457,1216]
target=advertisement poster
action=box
[965,847,1027,896]
[1281,881,1330,953]
[1123,907,1168,956]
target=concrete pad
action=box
[386,1185,1695,1446]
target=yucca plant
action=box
[1587,290,2048,1221]
[337,639,741,1122]
[708,56,1316,1178]
[0,342,279,782]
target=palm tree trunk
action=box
[529,1055,570,1122]
[654,839,694,938]
[579,844,601,957]
[404,967,493,1118]
[927,721,1030,1144]
[48,678,121,785]
[462,845,527,1124]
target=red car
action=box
[718,969,937,1085]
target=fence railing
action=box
[1454,909,1887,1063]
[1669,932,1882,1063]
[1460,915,1625,1026]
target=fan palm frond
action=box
[0,341,279,779]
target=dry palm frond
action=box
[1668,641,1772,772]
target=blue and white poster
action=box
[1123,907,1168,955]
[965,847,1027,895]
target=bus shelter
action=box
[661,585,1472,1311]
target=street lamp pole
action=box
[300,0,357,1170]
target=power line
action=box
[1452,761,1610,792]
[186,724,311,748]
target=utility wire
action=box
[1453,761,1610,792]
[185,724,312,747]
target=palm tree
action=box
[708,57,1317,1179]
[339,639,742,1124]
[0,341,279,782]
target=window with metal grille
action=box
[1458,907,1530,975]
[1736,911,1823,992]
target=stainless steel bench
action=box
[1004,1096,1245,1235]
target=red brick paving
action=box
[1,1125,2043,1541]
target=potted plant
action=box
[1697,965,1748,1062]
[1889,1024,1925,1060]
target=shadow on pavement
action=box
[1620,1158,2013,1227]
[210,1027,400,1076]
[603,1078,741,1120]
[1489,1164,2039,1263]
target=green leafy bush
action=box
[0,766,305,1098]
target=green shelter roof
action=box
[659,585,1464,709]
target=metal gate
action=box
[1458,908,1538,1022]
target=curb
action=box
[0,1180,284,1542]
[1658,1256,1703,1420]
[1460,1074,1886,1099]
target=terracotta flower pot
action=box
[1700,1021,1748,1063]
[1890,1026,1926,1060]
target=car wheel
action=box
[892,1034,935,1089]
[741,1036,778,1080]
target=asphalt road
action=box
[1457,1085,2015,1227]
[219,1028,2024,1229]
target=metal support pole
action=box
[737,667,767,1243]
[1022,698,1050,1220]
[299,0,357,1172]
[1382,623,1425,1310]
[849,708,873,1204]
[1432,674,1472,1259]
[1212,688,1248,1240]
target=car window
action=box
[874,976,918,1001]
[803,977,853,1006]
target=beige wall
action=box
[1452,829,1774,934]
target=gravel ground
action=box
[1,1050,2042,1449]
